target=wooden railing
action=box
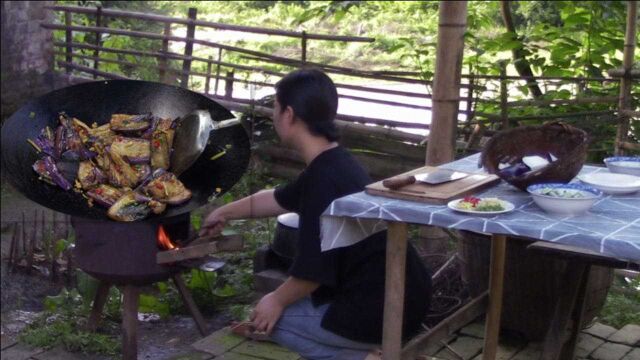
[41,5,633,175]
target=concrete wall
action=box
[1,1,56,119]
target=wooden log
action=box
[158,23,171,83]
[340,132,426,162]
[85,282,112,332]
[620,141,640,151]
[608,68,640,78]
[122,285,140,360]
[499,63,508,129]
[45,4,375,42]
[180,8,197,88]
[214,48,223,95]
[507,96,618,107]
[92,6,103,78]
[401,292,488,359]
[204,56,213,94]
[64,12,72,74]
[477,110,614,122]
[382,222,408,360]
[615,0,638,156]
[157,236,243,264]
[620,109,640,118]
[426,1,468,166]
[8,223,18,272]
[172,275,208,336]
[482,234,506,360]
[224,70,234,99]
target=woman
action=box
[200,68,431,360]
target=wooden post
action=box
[301,31,308,65]
[122,286,140,360]
[8,223,18,272]
[615,0,638,155]
[213,48,223,95]
[65,12,72,74]
[382,221,408,359]
[482,234,507,360]
[172,275,208,335]
[225,70,235,99]
[86,282,112,332]
[159,22,172,83]
[204,56,213,95]
[500,63,509,129]
[426,1,468,166]
[180,8,198,88]
[92,6,103,79]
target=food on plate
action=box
[538,187,585,198]
[456,196,505,211]
[28,112,192,221]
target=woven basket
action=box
[480,122,589,191]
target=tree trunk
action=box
[615,0,638,155]
[426,1,468,166]
[500,1,543,98]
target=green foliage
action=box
[22,287,119,355]
[599,276,640,329]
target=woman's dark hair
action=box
[275,68,340,141]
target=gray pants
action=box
[270,297,379,360]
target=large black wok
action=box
[1,80,250,221]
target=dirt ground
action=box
[0,180,232,359]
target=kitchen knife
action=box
[382,168,469,190]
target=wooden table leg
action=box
[85,282,111,332]
[122,285,140,360]
[560,264,591,360]
[482,234,507,360]
[382,221,408,360]
[541,261,588,360]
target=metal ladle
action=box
[170,110,240,176]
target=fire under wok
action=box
[1,80,250,222]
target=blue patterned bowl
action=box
[527,183,602,215]
[604,157,640,176]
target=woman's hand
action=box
[250,292,285,335]
[199,210,226,237]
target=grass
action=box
[598,276,640,329]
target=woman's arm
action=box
[199,189,287,236]
[251,277,319,334]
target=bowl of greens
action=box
[527,183,602,215]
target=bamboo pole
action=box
[615,0,638,156]
[500,63,509,129]
[426,1,468,166]
[180,8,197,88]
[204,56,213,94]
[214,48,222,95]
[64,12,72,74]
[158,23,171,84]
[45,4,375,42]
[92,6,102,79]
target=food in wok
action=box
[28,112,191,222]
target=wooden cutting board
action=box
[366,166,500,204]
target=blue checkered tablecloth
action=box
[320,153,640,264]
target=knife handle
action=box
[382,175,416,190]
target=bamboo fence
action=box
[41,5,637,179]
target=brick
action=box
[32,346,112,360]
[459,322,485,338]
[608,324,640,346]
[511,344,542,360]
[0,344,45,360]
[621,348,640,360]
[435,336,484,360]
[584,323,618,340]
[191,328,245,356]
[472,339,524,360]
[231,341,299,360]
[575,333,605,358]
[591,342,633,360]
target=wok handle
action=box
[382,175,416,190]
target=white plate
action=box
[447,198,515,215]
[578,172,640,194]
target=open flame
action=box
[157,225,177,250]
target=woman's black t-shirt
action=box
[274,146,432,344]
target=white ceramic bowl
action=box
[578,172,640,194]
[527,183,602,215]
[604,156,640,176]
